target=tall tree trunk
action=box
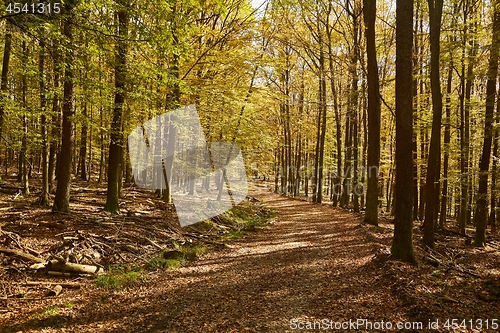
[423,0,443,250]
[417,13,427,222]
[439,59,453,229]
[105,1,128,214]
[490,88,500,232]
[79,96,88,180]
[48,39,61,193]
[21,41,29,195]
[39,37,49,205]
[412,1,421,221]
[459,0,477,234]
[341,109,351,207]
[363,0,381,226]
[392,0,416,263]
[327,28,342,206]
[316,39,327,204]
[474,0,500,247]
[0,22,12,174]
[274,147,279,193]
[349,0,361,211]
[52,13,75,213]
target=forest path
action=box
[7,191,407,333]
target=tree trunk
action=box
[316,41,327,204]
[439,59,453,229]
[474,0,500,247]
[423,0,443,250]
[412,2,421,221]
[392,0,416,263]
[490,87,500,232]
[39,37,49,205]
[79,103,88,181]
[105,2,128,214]
[48,39,61,193]
[52,15,75,213]
[21,41,29,196]
[0,22,12,174]
[363,0,381,226]
[459,1,477,234]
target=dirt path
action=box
[6,192,412,333]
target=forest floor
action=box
[1,179,500,332]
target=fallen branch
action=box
[30,259,103,275]
[0,247,45,263]
[184,233,226,246]
[422,247,482,278]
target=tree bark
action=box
[490,87,500,232]
[0,22,12,173]
[79,103,88,181]
[21,41,29,195]
[474,0,500,247]
[52,14,75,213]
[363,0,381,226]
[48,39,61,193]
[392,0,416,263]
[439,59,453,229]
[104,1,128,214]
[423,0,443,250]
[39,36,49,205]
[459,0,477,234]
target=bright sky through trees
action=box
[251,0,268,9]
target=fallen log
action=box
[30,259,104,275]
[0,246,45,263]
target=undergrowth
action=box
[96,197,277,287]
[96,266,145,289]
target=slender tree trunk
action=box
[48,39,61,193]
[21,41,29,195]
[361,76,367,208]
[87,105,93,181]
[274,147,279,193]
[52,15,75,213]
[327,30,342,206]
[304,140,309,197]
[349,0,361,211]
[417,13,427,222]
[392,0,416,263]
[105,2,128,214]
[363,0,381,225]
[79,101,88,180]
[439,60,453,228]
[474,0,500,247]
[490,89,500,232]
[412,1,421,221]
[341,97,352,207]
[423,0,444,250]
[460,1,477,234]
[316,42,327,204]
[39,37,49,205]
[312,102,321,202]
[0,22,12,174]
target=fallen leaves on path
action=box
[2,191,499,332]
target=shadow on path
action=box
[6,192,407,333]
